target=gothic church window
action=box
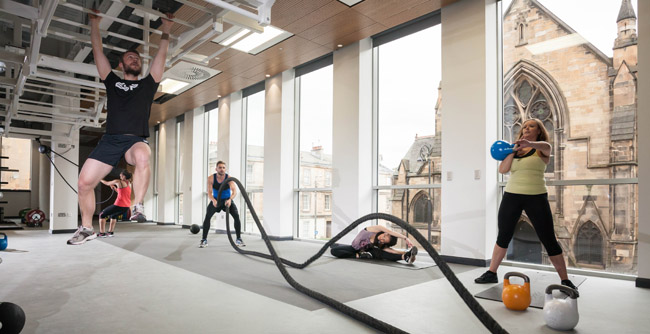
[414,194,432,223]
[575,221,603,266]
[504,78,555,173]
[517,22,527,45]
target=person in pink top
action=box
[97,170,132,237]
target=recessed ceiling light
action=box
[213,26,293,55]
[337,44,343,48]
[159,78,190,94]
[156,121,161,124]
[265,74,270,78]
[217,95,221,98]
[222,29,250,46]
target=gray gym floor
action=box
[1,221,649,333]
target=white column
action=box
[225,91,244,215]
[180,108,197,226]
[636,0,650,286]
[49,124,80,233]
[262,70,295,238]
[29,141,39,210]
[143,125,155,219]
[331,38,374,244]
[189,106,206,227]
[156,119,176,224]
[38,148,50,220]
[440,0,499,263]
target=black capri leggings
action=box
[330,244,403,262]
[99,205,129,220]
[497,192,563,256]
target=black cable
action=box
[45,146,80,167]
[45,153,78,194]
[219,177,509,334]
[44,153,116,205]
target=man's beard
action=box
[124,65,141,77]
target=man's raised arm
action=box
[89,10,112,80]
[149,14,174,83]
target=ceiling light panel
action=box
[213,26,293,55]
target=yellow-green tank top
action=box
[504,150,547,195]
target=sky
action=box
[248,0,639,170]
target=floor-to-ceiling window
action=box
[294,56,333,240]
[500,0,639,275]
[373,12,442,250]
[243,84,265,232]
[175,115,184,225]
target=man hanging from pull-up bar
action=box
[67,10,173,245]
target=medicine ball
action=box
[190,224,200,234]
[0,302,26,334]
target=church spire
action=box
[617,0,636,23]
[614,0,637,51]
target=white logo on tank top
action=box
[116,82,139,92]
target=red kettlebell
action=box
[502,272,531,311]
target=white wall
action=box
[331,38,374,244]
[637,0,649,284]
[440,0,499,262]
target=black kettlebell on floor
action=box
[0,302,26,334]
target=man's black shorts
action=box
[88,134,148,167]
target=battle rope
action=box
[218,177,508,334]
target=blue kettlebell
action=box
[490,140,515,161]
[0,233,7,251]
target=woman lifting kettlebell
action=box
[476,119,578,292]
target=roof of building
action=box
[504,0,612,65]
[399,135,440,173]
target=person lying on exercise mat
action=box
[330,225,418,264]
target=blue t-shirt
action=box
[212,173,232,200]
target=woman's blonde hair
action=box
[516,118,549,142]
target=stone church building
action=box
[393,0,638,274]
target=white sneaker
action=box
[130,203,147,222]
[67,226,97,245]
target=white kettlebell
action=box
[543,284,579,331]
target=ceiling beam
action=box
[0,0,38,21]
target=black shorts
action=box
[88,134,148,167]
[99,205,129,220]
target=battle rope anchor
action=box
[217,177,509,334]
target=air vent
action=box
[163,61,221,96]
